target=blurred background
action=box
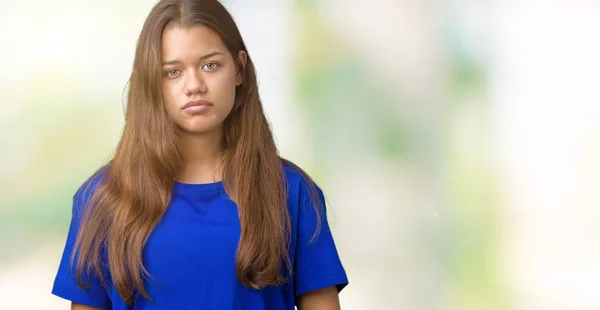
[1,0,599,309]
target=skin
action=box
[72,25,341,310]
[297,286,342,310]
[71,303,101,310]
[161,25,245,184]
[161,25,242,137]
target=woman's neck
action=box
[177,129,224,184]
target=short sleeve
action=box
[294,186,348,299]
[52,191,111,308]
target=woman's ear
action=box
[236,50,248,86]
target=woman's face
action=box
[161,25,246,135]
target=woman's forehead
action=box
[161,25,228,60]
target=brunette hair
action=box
[72,0,319,304]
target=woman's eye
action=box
[166,69,181,77]
[202,63,219,71]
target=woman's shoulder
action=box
[282,159,317,188]
[281,159,325,207]
[72,164,111,216]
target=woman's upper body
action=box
[52,0,348,308]
[53,163,348,310]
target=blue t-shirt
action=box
[52,164,348,309]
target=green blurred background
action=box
[1,0,599,309]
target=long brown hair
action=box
[72,0,319,304]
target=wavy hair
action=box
[72,0,319,304]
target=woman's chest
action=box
[142,194,242,282]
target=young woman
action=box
[51,0,348,309]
